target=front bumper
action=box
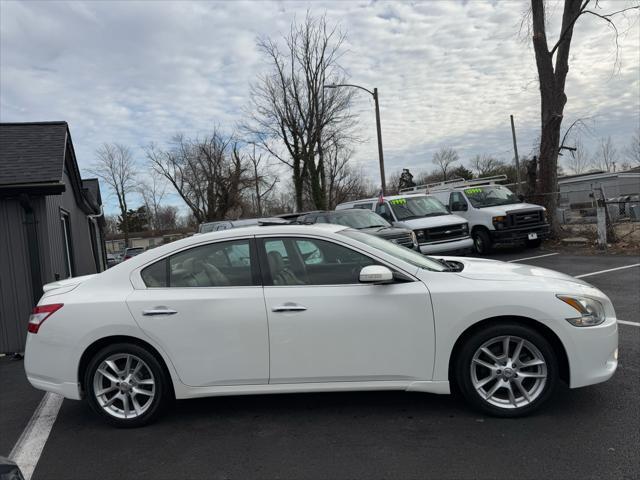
[419,237,474,255]
[490,224,550,244]
[566,317,618,389]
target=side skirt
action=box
[174,380,450,400]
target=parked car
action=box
[106,254,119,269]
[297,209,418,250]
[403,176,550,254]
[336,194,473,255]
[122,247,144,261]
[25,223,618,427]
[198,218,261,234]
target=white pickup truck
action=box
[403,176,550,254]
[336,193,473,255]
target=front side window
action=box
[449,192,467,211]
[339,230,447,272]
[263,237,377,286]
[388,196,449,220]
[463,186,518,208]
[141,239,256,288]
[375,202,395,222]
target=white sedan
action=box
[25,224,618,427]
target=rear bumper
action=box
[489,224,550,244]
[419,237,474,254]
[26,375,82,400]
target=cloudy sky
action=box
[1,0,638,214]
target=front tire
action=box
[472,229,492,255]
[84,343,169,427]
[454,323,558,417]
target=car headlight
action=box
[461,223,469,234]
[410,231,418,247]
[492,216,506,230]
[556,295,606,327]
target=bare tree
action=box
[244,13,355,211]
[89,144,137,245]
[432,147,459,181]
[565,137,591,174]
[623,128,640,165]
[104,214,120,236]
[592,136,619,172]
[471,154,504,177]
[146,130,251,223]
[247,144,278,217]
[138,170,167,233]
[155,205,179,231]
[528,0,637,235]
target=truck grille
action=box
[421,224,468,243]
[385,232,415,248]
[507,209,544,228]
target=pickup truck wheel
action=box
[472,229,492,254]
[455,323,558,417]
[84,343,169,427]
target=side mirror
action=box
[359,265,394,284]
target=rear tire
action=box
[84,343,170,427]
[472,229,492,255]
[454,323,558,417]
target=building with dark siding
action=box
[0,121,106,353]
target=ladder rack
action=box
[399,174,508,194]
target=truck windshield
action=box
[388,196,449,220]
[339,230,447,272]
[464,186,519,208]
[326,211,391,229]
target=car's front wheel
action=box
[84,343,169,427]
[455,323,558,417]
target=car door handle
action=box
[272,303,307,313]
[143,308,178,316]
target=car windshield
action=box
[388,196,449,220]
[339,229,447,272]
[325,211,391,229]
[464,186,519,208]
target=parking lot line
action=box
[575,263,640,279]
[9,392,63,480]
[507,252,559,263]
[618,320,640,327]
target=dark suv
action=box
[297,209,418,250]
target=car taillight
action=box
[28,304,63,333]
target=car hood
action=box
[360,226,411,237]
[394,214,467,229]
[435,256,592,287]
[475,203,544,216]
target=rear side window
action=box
[141,239,256,288]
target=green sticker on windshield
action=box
[464,188,483,195]
[389,198,407,205]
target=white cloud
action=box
[1,0,638,213]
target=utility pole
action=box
[373,88,386,195]
[510,114,521,195]
[324,83,387,194]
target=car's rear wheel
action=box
[84,343,169,427]
[455,323,558,417]
[472,229,492,255]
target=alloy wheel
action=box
[92,353,156,419]
[470,335,547,409]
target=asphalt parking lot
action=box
[1,248,638,480]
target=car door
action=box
[126,237,269,387]
[258,235,435,384]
